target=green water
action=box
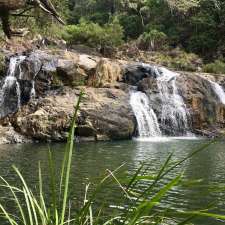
[0,139,225,224]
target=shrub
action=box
[118,14,143,39]
[138,29,168,51]
[203,60,225,74]
[137,48,202,72]
[63,19,124,49]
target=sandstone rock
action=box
[11,87,135,142]
[56,59,88,86]
[0,125,30,144]
[176,72,225,131]
[87,58,123,87]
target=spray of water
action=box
[0,56,26,109]
[209,81,225,105]
[130,91,161,137]
[156,67,190,135]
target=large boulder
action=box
[87,59,123,88]
[176,72,225,132]
[11,86,135,142]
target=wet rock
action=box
[176,72,225,131]
[123,64,158,85]
[0,125,30,144]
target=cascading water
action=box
[130,91,161,137]
[130,66,191,139]
[0,55,39,118]
[155,67,190,135]
[209,81,225,105]
[0,56,26,112]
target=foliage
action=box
[1,0,224,64]
[63,18,124,49]
[118,14,143,39]
[66,0,224,62]
[203,60,225,74]
[155,49,202,71]
[138,29,168,51]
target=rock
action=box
[123,63,158,85]
[88,59,123,87]
[0,125,30,144]
[176,72,225,131]
[56,59,88,86]
[11,87,135,142]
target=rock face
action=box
[123,65,225,136]
[176,72,225,134]
[0,48,225,144]
[11,86,134,142]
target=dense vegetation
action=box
[66,0,224,61]
[1,0,225,73]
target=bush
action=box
[63,19,124,49]
[138,29,167,51]
[203,60,225,74]
[118,14,143,39]
[137,48,202,72]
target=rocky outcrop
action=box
[11,86,135,142]
[176,72,225,133]
[0,48,225,144]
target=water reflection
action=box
[0,140,224,224]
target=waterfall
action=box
[30,80,36,99]
[209,81,225,105]
[0,56,26,110]
[130,66,191,139]
[130,91,161,137]
[156,67,190,135]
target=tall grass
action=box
[0,91,224,225]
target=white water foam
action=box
[0,56,26,112]
[156,67,190,135]
[130,66,193,141]
[130,91,161,137]
[209,81,225,105]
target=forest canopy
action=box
[64,0,224,60]
[4,0,225,66]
